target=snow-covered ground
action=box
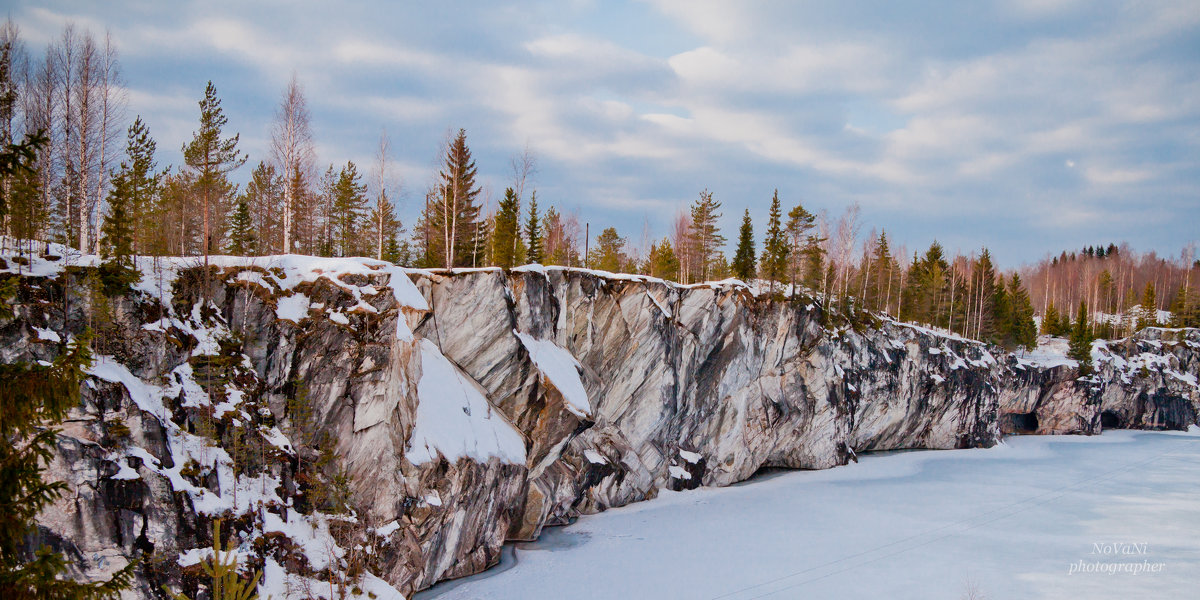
[418,429,1200,600]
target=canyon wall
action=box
[2,252,1196,598]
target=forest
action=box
[1,20,1197,353]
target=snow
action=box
[667,465,691,480]
[262,510,342,572]
[584,449,607,465]
[406,339,526,465]
[87,356,173,422]
[328,311,350,325]
[678,450,703,464]
[276,293,312,322]
[109,459,141,480]
[425,431,1200,600]
[513,330,591,418]
[1017,336,1077,369]
[33,326,61,342]
[376,520,402,538]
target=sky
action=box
[9,0,1200,268]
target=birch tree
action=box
[270,74,315,254]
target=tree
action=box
[163,521,261,600]
[760,190,788,294]
[542,206,579,267]
[647,238,680,281]
[225,198,254,256]
[1006,274,1037,351]
[689,189,724,281]
[785,201,816,294]
[525,191,543,264]
[1042,301,1062,336]
[113,117,160,256]
[591,227,625,272]
[239,162,282,254]
[1067,301,1094,375]
[1137,282,1157,330]
[0,144,134,597]
[426,129,482,268]
[270,74,315,254]
[331,161,367,256]
[366,131,400,261]
[491,187,521,269]
[731,208,756,281]
[183,81,245,258]
[99,166,137,291]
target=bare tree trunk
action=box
[271,74,314,254]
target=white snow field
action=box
[418,429,1200,600]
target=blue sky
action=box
[11,0,1200,267]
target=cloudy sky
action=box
[11,0,1200,267]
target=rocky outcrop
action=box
[2,251,1196,599]
[997,330,1200,435]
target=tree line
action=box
[2,20,1196,349]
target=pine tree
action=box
[0,278,134,598]
[525,191,543,264]
[1068,301,1094,375]
[689,189,724,281]
[225,198,255,256]
[760,190,788,295]
[592,227,625,273]
[786,202,818,294]
[182,81,246,258]
[731,208,756,281]
[491,187,521,269]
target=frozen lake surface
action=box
[417,429,1200,600]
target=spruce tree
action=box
[1007,274,1037,350]
[0,274,134,597]
[491,188,521,269]
[1137,282,1157,330]
[760,190,788,295]
[1068,301,1094,375]
[427,128,482,268]
[731,208,756,281]
[98,174,138,294]
[648,238,680,281]
[118,117,161,256]
[525,191,543,264]
[183,81,246,258]
[1042,301,1061,336]
[331,162,367,257]
[225,198,255,256]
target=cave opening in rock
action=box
[1001,412,1039,434]
[1101,410,1123,430]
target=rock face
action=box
[2,253,1197,599]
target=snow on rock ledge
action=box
[407,339,527,465]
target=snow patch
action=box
[514,330,591,417]
[406,339,526,465]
